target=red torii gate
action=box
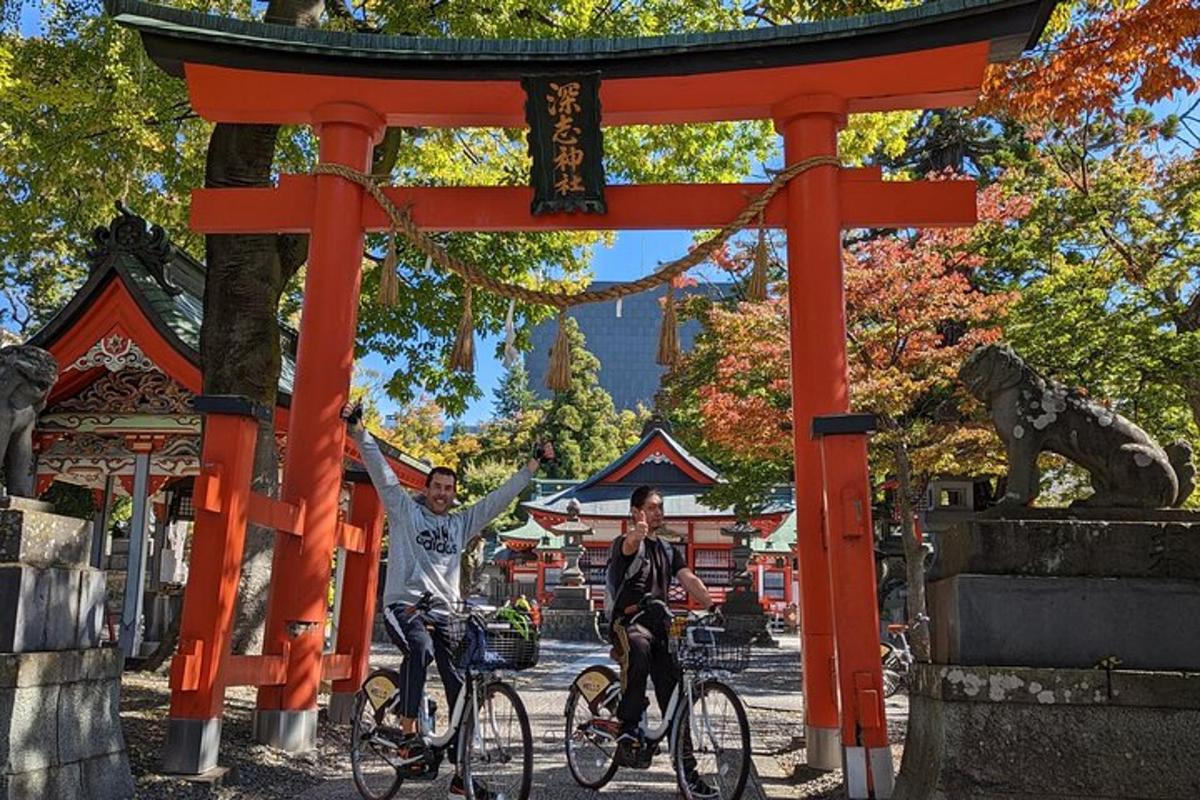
[111,0,1053,796]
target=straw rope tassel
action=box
[546,312,572,392]
[502,298,519,368]
[747,212,769,302]
[449,286,475,373]
[379,231,399,306]
[657,285,680,366]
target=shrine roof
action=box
[28,206,297,400]
[108,0,1054,81]
[499,517,562,549]
[522,422,792,520]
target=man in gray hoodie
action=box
[344,404,552,797]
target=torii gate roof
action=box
[108,0,1055,127]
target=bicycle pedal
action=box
[403,764,439,781]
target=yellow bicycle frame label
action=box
[574,670,612,703]
[365,674,396,710]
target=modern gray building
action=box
[527,281,731,410]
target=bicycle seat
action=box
[887,623,906,634]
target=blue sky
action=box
[360,229,707,425]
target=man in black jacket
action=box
[606,485,717,794]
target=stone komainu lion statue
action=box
[959,343,1195,509]
[0,345,58,497]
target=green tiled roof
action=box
[108,0,1055,80]
[499,517,562,549]
[752,511,796,553]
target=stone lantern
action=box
[721,518,758,591]
[720,518,775,646]
[542,500,601,641]
[550,500,592,607]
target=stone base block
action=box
[805,724,840,771]
[0,505,93,569]
[163,717,222,775]
[547,586,592,611]
[0,648,133,799]
[929,574,1200,670]
[893,664,1200,800]
[540,609,600,642]
[934,509,1200,581]
[0,564,106,652]
[253,709,317,752]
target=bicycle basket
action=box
[669,624,753,673]
[454,612,540,672]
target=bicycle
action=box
[563,599,752,800]
[880,613,927,698]
[349,594,537,800]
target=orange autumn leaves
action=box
[984,0,1200,125]
[688,185,1027,465]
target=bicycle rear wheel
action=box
[350,673,404,800]
[460,680,533,800]
[672,679,750,800]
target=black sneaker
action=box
[684,772,719,799]
[449,774,493,800]
[615,729,647,768]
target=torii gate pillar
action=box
[776,94,892,796]
[254,102,385,749]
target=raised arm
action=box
[345,406,416,515]
[459,441,553,536]
[459,463,536,537]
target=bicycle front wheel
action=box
[672,679,751,800]
[350,687,404,800]
[460,681,533,800]
[564,682,619,788]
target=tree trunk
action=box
[894,438,932,662]
[198,0,324,655]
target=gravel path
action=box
[120,635,908,799]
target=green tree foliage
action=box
[541,317,642,478]
[986,110,1200,449]
[0,2,208,332]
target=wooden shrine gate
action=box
[111,0,1053,796]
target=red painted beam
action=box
[191,173,975,234]
[337,521,365,554]
[225,654,289,687]
[248,493,306,536]
[183,43,988,127]
[321,653,354,682]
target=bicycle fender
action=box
[565,665,618,717]
[363,668,402,711]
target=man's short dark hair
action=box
[425,466,458,487]
[630,485,662,510]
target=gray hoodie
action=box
[352,428,533,609]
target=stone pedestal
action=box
[897,664,1200,800]
[540,607,601,642]
[722,588,778,647]
[0,498,134,800]
[895,510,1200,799]
[0,649,135,799]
